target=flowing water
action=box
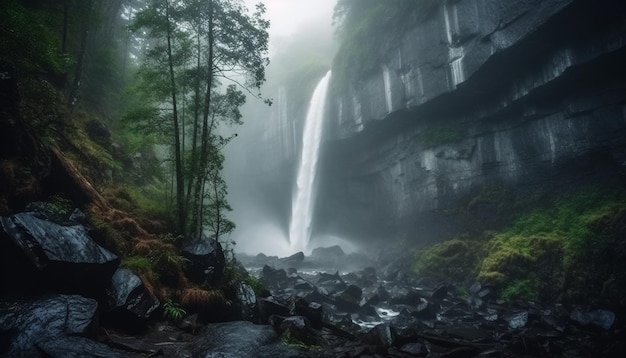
[289,71,332,254]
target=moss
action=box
[501,279,538,301]
[474,186,626,301]
[87,215,128,255]
[414,238,485,285]
[121,256,153,275]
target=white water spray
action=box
[289,70,332,254]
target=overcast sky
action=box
[243,0,337,54]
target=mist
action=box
[223,0,338,256]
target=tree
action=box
[129,0,270,240]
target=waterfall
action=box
[289,70,332,254]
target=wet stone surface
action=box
[239,249,626,358]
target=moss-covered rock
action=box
[413,237,485,285]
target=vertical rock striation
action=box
[316,0,626,242]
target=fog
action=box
[223,0,338,256]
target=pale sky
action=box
[244,0,337,41]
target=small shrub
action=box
[163,299,186,322]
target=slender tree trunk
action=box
[62,0,68,53]
[213,171,221,246]
[164,0,186,236]
[186,30,202,204]
[68,0,93,109]
[191,0,215,236]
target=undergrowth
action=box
[415,186,626,301]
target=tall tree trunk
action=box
[185,30,202,204]
[164,0,186,236]
[68,0,93,109]
[191,0,215,236]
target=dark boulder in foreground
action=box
[0,212,119,295]
[182,237,225,285]
[191,320,309,358]
[0,294,99,357]
[104,268,160,328]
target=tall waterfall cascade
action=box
[289,71,332,254]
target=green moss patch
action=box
[414,238,485,285]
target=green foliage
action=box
[129,0,270,238]
[0,0,72,74]
[243,276,264,296]
[121,256,154,276]
[478,233,562,289]
[88,216,128,255]
[476,186,626,300]
[414,238,485,285]
[163,299,187,322]
[501,279,537,301]
[280,330,319,351]
[46,195,73,217]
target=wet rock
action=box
[37,335,125,358]
[177,313,203,333]
[432,285,449,301]
[412,297,437,320]
[316,272,348,295]
[235,282,258,321]
[363,323,394,347]
[0,294,99,357]
[310,246,345,267]
[105,268,159,326]
[505,311,529,329]
[278,251,305,269]
[570,307,615,330]
[279,316,316,345]
[258,296,290,323]
[294,277,314,290]
[400,342,426,356]
[0,212,119,295]
[336,284,363,311]
[181,237,225,285]
[192,320,309,358]
[260,265,290,291]
[294,298,323,329]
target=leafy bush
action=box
[163,299,187,322]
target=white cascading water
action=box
[289,70,332,254]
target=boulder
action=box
[336,284,363,312]
[0,212,119,295]
[278,316,316,345]
[181,237,225,285]
[259,265,290,291]
[36,335,125,358]
[0,294,99,357]
[310,245,345,261]
[278,251,304,269]
[258,297,290,323]
[104,268,160,327]
[191,321,309,358]
[363,323,394,347]
[235,282,258,322]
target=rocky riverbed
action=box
[1,212,624,358]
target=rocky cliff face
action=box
[315,0,626,242]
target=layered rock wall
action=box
[316,0,626,242]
